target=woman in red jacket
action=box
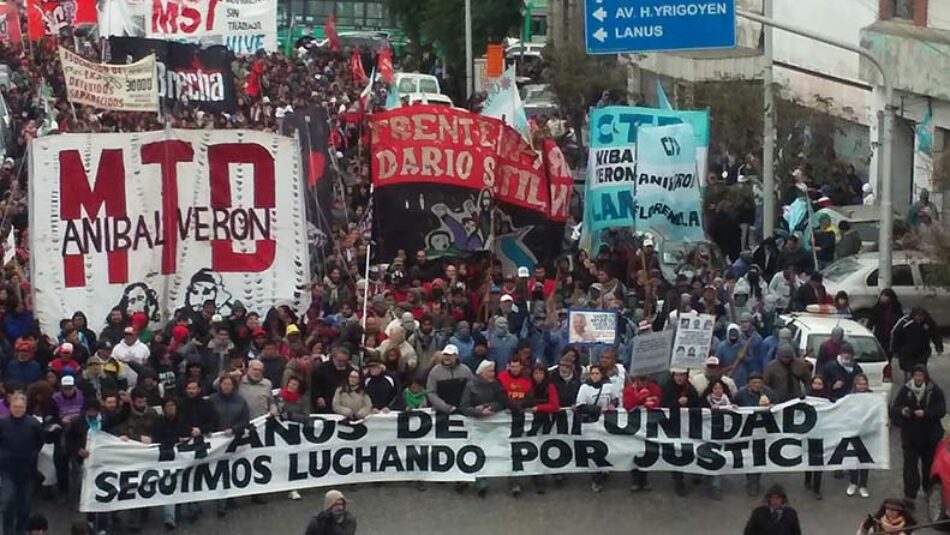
[623,375,662,492]
[529,364,560,414]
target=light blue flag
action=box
[918,103,933,155]
[635,123,704,242]
[385,84,400,110]
[657,81,673,110]
[481,67,530,140]
[581,106,638,252]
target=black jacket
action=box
[744,505,802,535]
[890,379,946,446]
[364,373,400,410]
[891,315,943,372]
[661,379,701,409]
[151,414,190,447]
[311,364,356,412]
[551,371,581,408]
[305,510,357,535]
[820,360,864,401]
[0,415,44,479]
[178,396,218,435]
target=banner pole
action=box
[359,184,374,360]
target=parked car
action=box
[821,251,950,328]
[928,435,950,530]
[780,312,892,394]
[815,205,899,253]
[391,73,442,98]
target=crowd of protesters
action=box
[0,23,941,535]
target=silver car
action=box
[821,251,950,327]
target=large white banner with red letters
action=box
[145,0,276,39]
[29,130,310,332]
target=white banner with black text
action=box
[80,395,889,512]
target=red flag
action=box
[27,0,43,41]
[307,151,326,188]
[0,2,22,44]
[324,12,340,52]
[349,48,367,84]
[73,0,97,25]
[376,45,394,85]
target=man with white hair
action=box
[305,489,356,535]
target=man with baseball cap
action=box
[427,344,473,414]
[49,343,80,376]
[6,339,41,386]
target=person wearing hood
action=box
[461,360,511,496]
[740,264,768,303]
[666,292,695,331]
[858,497,916,535]
[891,307,943,381]
[821,343,863,401]
[305,489,356,535]
[762,327,795,365]
[817,326,845,369]
[718,323,752,387]
[427,344,474,414]
[761,340,807,396]
[908,187,939,227]
[743,484,802,535]
[447,321,475,363]
[890,365,946,501]
[487,316,518,370]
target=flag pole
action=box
[359,184,374,358]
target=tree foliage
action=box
[541,41,626,147]
[386,0,523,96]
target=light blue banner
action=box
[581,106,710,252]
[634,123,704,242]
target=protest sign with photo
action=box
[568,309,618,345]
[670,313,715,369]
[80,396,890,512]
[59,47,158,112]
[630,329,673,376]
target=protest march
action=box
[0,0,945,534]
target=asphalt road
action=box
[39,351,950,535]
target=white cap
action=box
[705,356,720,366]
[517,266,530,278]
[643,238,655,247]
[61,375,76,386]
[500,294,514,303]
[862,183,873,193]
[58,342,74,354]
[212,314,223,323]
[442,344,459,356]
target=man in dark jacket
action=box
[312,347,356,413]
[426,345,473,413]
[178,379,217,437]
[663,368,701,496]
[743,484,802,535]
[550,352,581,408]
[821,343,863,401]
[0,393,44,535]
[305,489,356,535]
[792,272,827,312]
[891,308,943,381]
[835,220,862,260]
[890,365,946,501]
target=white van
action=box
[392,73,442,97]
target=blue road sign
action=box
[585,0,737,55]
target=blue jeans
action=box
[1,472,34,535]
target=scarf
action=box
[880,514,906,532]
[836,355,854,374]
[707,391,731,408]
[279,388,301,404]
[907,379,927,403]
[403,388,426,409]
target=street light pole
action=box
[737,9,895,287]
[465,0,474,100]
[762,0,775,238]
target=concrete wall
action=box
[929,1,950,30]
